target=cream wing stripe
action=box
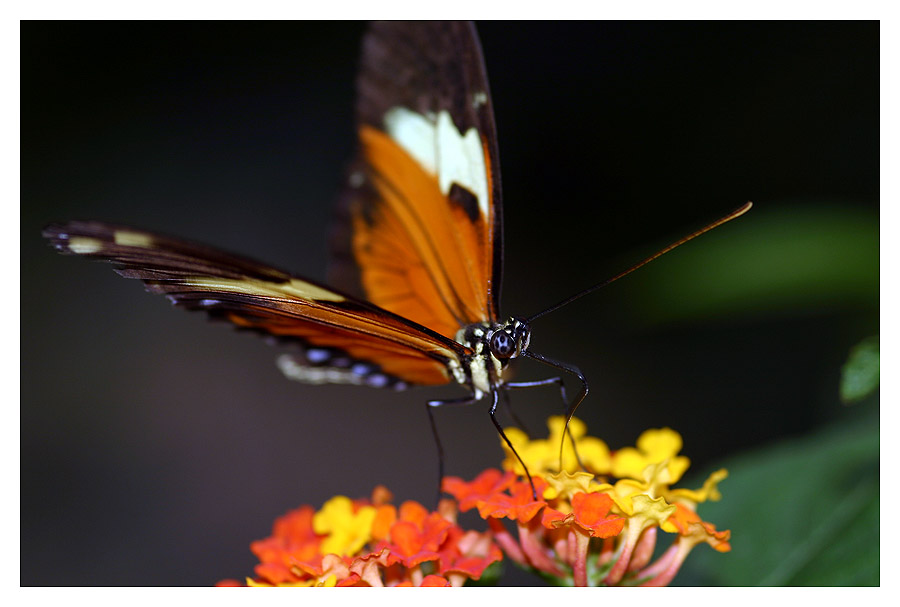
[180,277,346,302]
[383,107,490,219]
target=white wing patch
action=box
[384,108,437,173]
[383,107,490,219]
[276,354,407,390]
[277,353,368,385]
[67,237,103,254]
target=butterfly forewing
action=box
[330,21,503,340]
[43,221,469,389]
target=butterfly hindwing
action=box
[330,21,503,341]
[43,221,469,388]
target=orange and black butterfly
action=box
[43,22,749,493]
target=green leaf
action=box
[841,336,880,403]
[674,409,879,586]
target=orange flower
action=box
[542,492,625,539]
[375,502,453,568]
[537,491,625,586]
[396,575,452,587]
[442,468,516,510]
[662,502,731,552]
[475,478,549,523]
[225,487,502,587]
[444,470,548,523]
[249,505,323,585]
[437,526,504,584]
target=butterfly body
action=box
[450,317,532,398]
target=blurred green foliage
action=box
[675,402,878,586]
[625,203,878,322]
[841,336,880,403]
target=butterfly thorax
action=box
[453,317,531,398]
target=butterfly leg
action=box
[498,387,532,436]
[503,377,585,471]
[488,390,538,500]
[521,351,590,473]
[426,393,479,504]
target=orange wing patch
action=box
[352,124,494,341]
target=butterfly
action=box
[43,22,750,494]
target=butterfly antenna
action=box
[525,202,752,323]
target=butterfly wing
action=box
[330,21,503,341]
[43,221,470,389]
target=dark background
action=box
[21,21,878,585]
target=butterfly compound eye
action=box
[490,331,515,359]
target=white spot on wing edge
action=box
[383,107,490,219]
[348,171,365,188]
[68,237,103,254]
[276,354,364,386]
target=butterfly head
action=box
[487,317,531,361]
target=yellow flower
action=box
[543,470,604,504]
[667,468,728,504]
[501,416,611,476]
[611,427,690,482]
[603,478,647,516]
[603,494,676,585]
[312,496,377,556]
[631,494,677,528]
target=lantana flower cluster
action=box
[442,416,731,586]
[220,416,730,586]
[217,486,501,587]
